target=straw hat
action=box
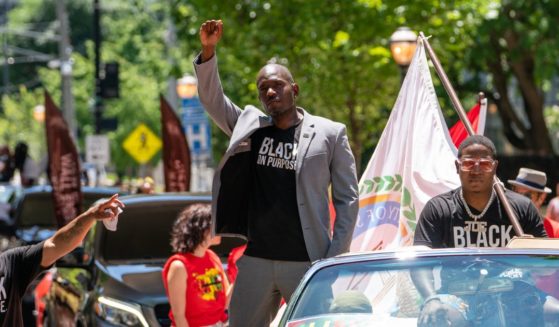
[508,168,551,193]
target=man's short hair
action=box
[457,135,497,159]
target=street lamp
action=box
[389,27,417,83]
[176,74,213,192]
[176,75,198,99]
[33,105,45,123]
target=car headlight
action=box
[94,296,149,327]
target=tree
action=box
[0,87,45,161]
[4,0,175,174]
[465,0,559,154]
[171,0,497,171]
[3,0,92,89]
[173,0,559,165]
[172,0,405,172]
[2,0,557,181]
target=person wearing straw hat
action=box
[508,168,552,211]
[508,168,559,238]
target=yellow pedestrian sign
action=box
[122,123,162,164]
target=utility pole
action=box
[2,0,10,96]
[93,0,102,134]
[56,0,76,138]
[165,9,178,109]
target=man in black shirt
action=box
[0,194,123,326]
[195,20,359,326]
[412,135,553,325]
[414,135,546,249]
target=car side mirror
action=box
[55,246,91,268]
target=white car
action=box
[280,240,559,327]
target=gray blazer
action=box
[194,54,359,261]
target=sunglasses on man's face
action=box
[458,158,495,172]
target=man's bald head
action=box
[257,64,294,84]
[256,63,299,118]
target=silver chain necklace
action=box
[459,189,495,221]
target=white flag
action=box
[350,40,460,252]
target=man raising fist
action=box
[195,19,359,326]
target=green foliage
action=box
[4,0,172,174]
[2,0,558,180]
[172,0,559,159]
[6,0,93,86]
[360,174,403,195]
[172,0,406,171]
[402,186,416,230]
[92,1,171,171]
[0,87,45,161]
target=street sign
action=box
[86,135,110,165]
[180,97,212,161]
[122,123,162,164]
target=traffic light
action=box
[100,62,119,99]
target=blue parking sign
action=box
[180,97,212,162]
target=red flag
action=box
[449,97,487,147]
[44,91,82,227]
[160,95,191,192]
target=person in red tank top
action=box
[163,204,230,327]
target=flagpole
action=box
[419,32,527,237]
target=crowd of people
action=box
[1,18,559,327]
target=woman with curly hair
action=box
[162,203,230,327]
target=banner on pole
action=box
[45,91,83,227]
[351,40,460,252]
[449,98,488,148]
[160,95,191,192]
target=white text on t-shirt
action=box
[453,224,513,247]
[257,137,298,170]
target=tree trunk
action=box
[486,30,554,155]
[504,30,554,154]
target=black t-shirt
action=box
[0,242,45,326]
[414,188,547,248]
[245,123,310,261]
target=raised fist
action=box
[200,19,223,49]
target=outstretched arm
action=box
[41,194,124,267]
[195,19,242,137]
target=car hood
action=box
[99,263,167,306]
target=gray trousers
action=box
[229,255,311,327]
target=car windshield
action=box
[18,191,116,227]
[287,253,559,327]
[100,201,193,263]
